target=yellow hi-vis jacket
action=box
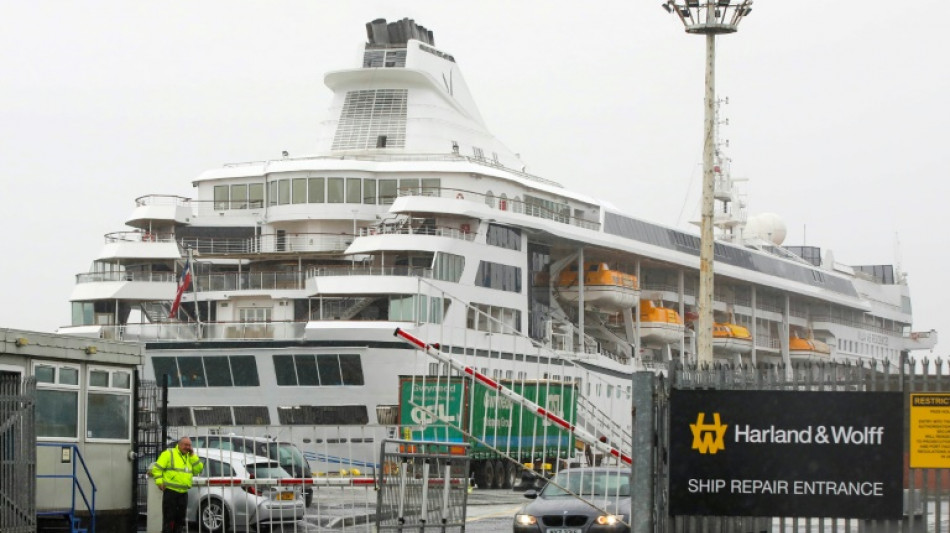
[151,445,204,493]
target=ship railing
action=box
[359,224,477,242]
[307,265,433,279]
[811,315,904,336]
[76,271,178,284]
[134,194,192,207]
[104,230,177,244]
[396,187,602,231]
[198,271,306,291]
[96,320,309,342]
[754,335,781,350]
[179,232,351,256]
[219,152,565,187]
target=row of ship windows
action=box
[163,404,369,427]
[151,354,364,388]
[212,178,441,209]
[837,339,899,359]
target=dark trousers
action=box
[162,489,189,533]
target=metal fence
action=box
[0,376,36,533]
[376,439,470,533]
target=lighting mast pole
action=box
[663,0,751,366]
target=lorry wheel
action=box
[502,461,518,489]
[492,460,506,489]
[473,461,492,489]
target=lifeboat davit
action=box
[789,334,831,359]
[712,323,753,355]
[557,263,639,311]
[639,300,684,344]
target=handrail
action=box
[36,443,97,533]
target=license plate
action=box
[548,529,580,533]
[278,491,295,501]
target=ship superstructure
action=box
[60,18,936,475]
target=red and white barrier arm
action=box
[393,328,632,465]
[193,477,376,487]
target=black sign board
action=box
[669,389,902,519]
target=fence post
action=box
[632,371,656,533]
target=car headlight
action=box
[596,514,621,526]
[515,514,537,526]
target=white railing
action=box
[76,271,177,284]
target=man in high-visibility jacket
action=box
[151,437,204,533]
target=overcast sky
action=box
[1,1,946,356]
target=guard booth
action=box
[0,328,144,533]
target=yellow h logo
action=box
[690,412,728,454]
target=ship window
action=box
[152,357,180,387]
[214,185,230,210]
[230,356,260,386]
[203,357,233,387]
[486,224,522,251]
[318,355,343,385]
[292,178,307,204]
[167,407,193,426]
[340,355,364,385]
[467,303,521,334]
[193,406,234,426]
[268,181,278,206]
[308,177,325,203]
[421,178,441,196]
[72,302,95,326]
[433,253,464,282]
[328,178,344,203]
[274,355,297,386]
[346,178,362,203]
[233,406,270,425]
[295,355,320,386]
[376,135,387,148]
[249,183,264,208]
[399,178,420,196]
[178,357,207,387]
[278,179,290,205]
[475,261,522,293]
[363,179,377,204]
[231,184,248,209]
[277,405,368,425]
[379,179,397,204]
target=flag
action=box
[169,258,192,318]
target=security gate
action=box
[376,439,470,533]
[0,375,36,533]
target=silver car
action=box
[188,447,305,532]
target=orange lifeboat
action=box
[639,299,684,344]
[712,322,753,355]
[789,333,831,359]
[557,263,640,310]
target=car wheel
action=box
[473,460,493,489]
[305,489,313,507]
[199,498,228,533]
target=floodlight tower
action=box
[663,0,752,365]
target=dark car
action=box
[513,467,632,533]
[191,435,314,507]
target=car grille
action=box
[542,515,589,527]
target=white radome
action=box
[744,213,787,245]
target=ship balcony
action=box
[357,224,476,241]
[906,329,938,350]
[179,232,352,257]
[128,195,194,227]
[66,320,309,342]
[71,271,178,300]
[395,187,601,231]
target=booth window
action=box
[34,363,80,439]
[86,367,132,441]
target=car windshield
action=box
[245,462,289,479]
[542,470,631,497]
[278,443,307,469]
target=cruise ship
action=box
[60,18,936,478]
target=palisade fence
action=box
[0,376,36,533]
[652,358,950,533]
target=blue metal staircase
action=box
[36,443,96,533]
